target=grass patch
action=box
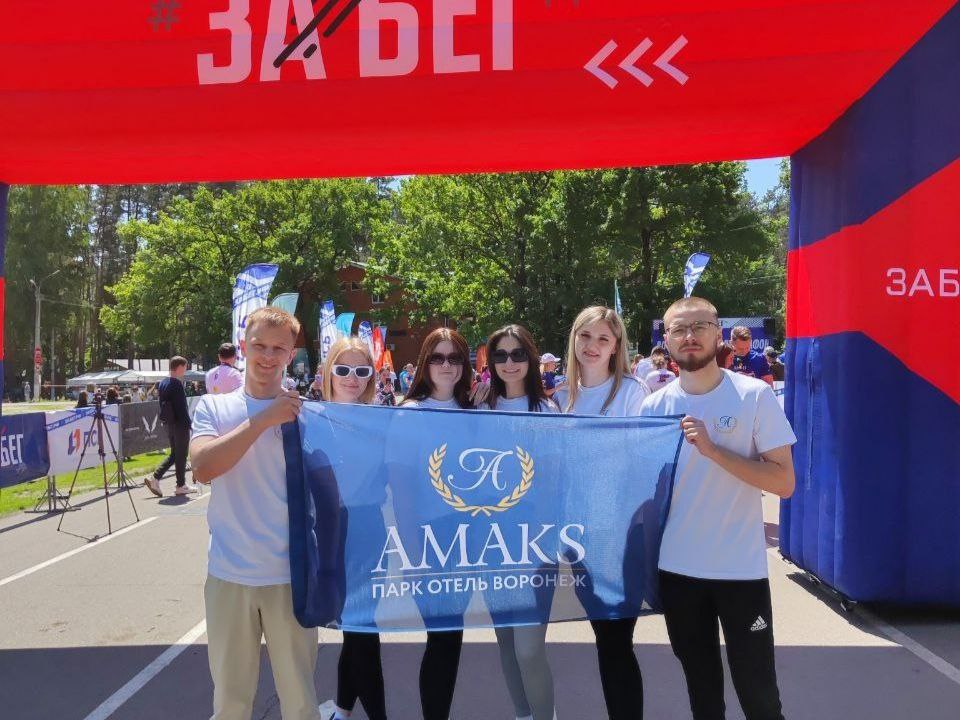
[0,451,168,518]
[2,401,76,415]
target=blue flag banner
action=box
[232,264,279,366]
[335,313,356,339]
[683,252,711,297]
[318,300,337,362]
[653,317,771,352]
[285,403,682,632]
[614,280,623,316]
[270,292,299,316]
[358,321,374,358]
[0,412,51,489]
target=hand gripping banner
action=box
[284,402,681,632]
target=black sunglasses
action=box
[491,348,529,364]
[427,352,464,367]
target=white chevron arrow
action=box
[585,40,619,89]
[653,35,689,85]
[618,38,654,87]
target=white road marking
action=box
[82,620,208,720]
[858,607,960,687]
[768,547,960,688]
[0,516,158,588]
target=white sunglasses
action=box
[332,364,374,379]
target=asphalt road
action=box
[1,474,958,720]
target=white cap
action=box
[540,353,560,363]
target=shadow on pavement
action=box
[4,639,960,720]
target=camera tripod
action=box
[57,397,140,536]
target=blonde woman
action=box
[554,306,650,719]
[317,338,386,720]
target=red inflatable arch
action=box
[1,0,958,604]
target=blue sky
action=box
[397,158,785,197]
[745,157,784,198]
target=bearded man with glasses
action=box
[641,296,797,720]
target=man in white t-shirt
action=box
[205,342,244,395]
[641,296,796,720]
[190,308,321,720]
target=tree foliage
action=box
[368,164,783,353]
[3,165,790,396]
[101,179,387,366]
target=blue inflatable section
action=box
[782,4,960,604]
[782,334,960,603]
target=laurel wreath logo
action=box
[428,444,534,517]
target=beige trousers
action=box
[205,575,321,720]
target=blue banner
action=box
[270,292,299,315]
[358,321,374,358]
[653,317,771,352]
[335,313,356,339]
[232,263,279,366]
[0,412,50,489]
[683,252,711,297]
[318,300,337,362]
[285,402,682,631]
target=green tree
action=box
[102,179,388,368]
[4,185,91,396]
[368,164,779,355]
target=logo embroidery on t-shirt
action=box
[714,416,738,433]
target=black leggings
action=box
[337,632,387,720]
[590,617,643,719]
[659,571,784,720]
[420,630,463,720]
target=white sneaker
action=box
[174,485,196,496]
[318,700,338,720]
[144,476,162,497]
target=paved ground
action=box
[2,474,959,720]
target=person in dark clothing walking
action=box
[145,356,195,497]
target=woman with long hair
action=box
[317,337,386,720]
[402,328,475,411]
[400,327,476,720]
[555,306,650,719]
[480,324,558,720]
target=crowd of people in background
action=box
[62,320,787,426]
[69,324,786,415]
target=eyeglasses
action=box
[665,321,719,339]
[491,348,529,364]
[332,364,374,379]
[427,352,464,367]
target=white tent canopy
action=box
[67,369,205,388]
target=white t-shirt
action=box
[191,389,292,586]
[554,374,649,416]
[634,359,654,379]
[641,370,797,580]
[645,368,678,393]
[478,396,559,413]
[205,364,243,395]
[401,397,462,410]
